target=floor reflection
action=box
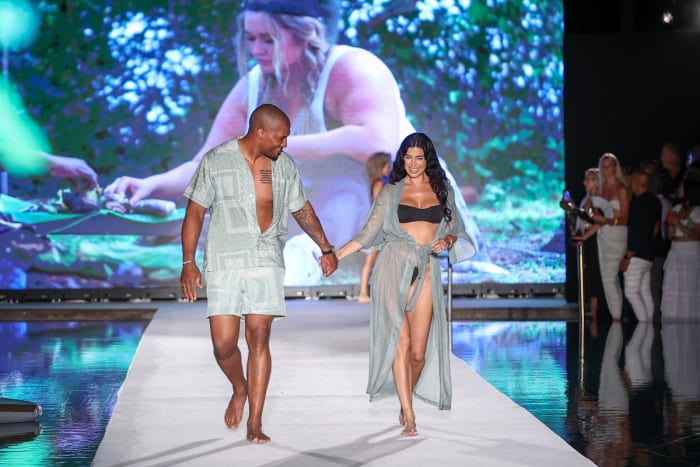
[452,320,700,466]
[0,321,148,466]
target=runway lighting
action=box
[661,10,674,24]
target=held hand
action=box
[320,253,338,277]
[180,263,203,302]
[570,235,586,246]
[104,176,155,205]
[570,239,584,247]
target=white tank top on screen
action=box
[245,45,415,138]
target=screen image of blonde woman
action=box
[0,0,564,291]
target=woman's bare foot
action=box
[224,390,247,429]
[357,295,370,304]
[400,409,417,437]
[399,408,405,426]
[247,425,271,444]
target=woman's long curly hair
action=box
[389,132,452,222]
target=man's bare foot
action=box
[247,426,271,444]
[400,409,417,436]
[357,295,370,304]
[224,390,247,429]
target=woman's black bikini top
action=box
[397,204,443,224]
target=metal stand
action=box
[447,256,453,352]
[577,242,586,389]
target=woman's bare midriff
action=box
[400,221,439,246]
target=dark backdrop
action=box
[563,0,700,301]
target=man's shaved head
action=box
[240,104,291,161]
[248,104,291,133]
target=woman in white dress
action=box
[569,168,607,328]
[590,153,630,321]
[661,172,700,321]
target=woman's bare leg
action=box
[590,296,598,322]
[393,267,434,436]
[590,296,599,338]
[392,316,414,433]
[406,273,434,391]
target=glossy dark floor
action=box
[453,319,700,466]
[0,321,149,466]
[1,310,698,466]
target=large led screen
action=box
[0,0,564,292]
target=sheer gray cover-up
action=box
[352,179,477,409]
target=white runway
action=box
[93,300,593,467]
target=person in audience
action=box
[661,169,700,322]
[659,142,687,205]
[620,170,661,322]
[590,153,630,322]
[335,133,477,436]
[357,151,391,303]
[570,168,605,329]
[640,159,672,321]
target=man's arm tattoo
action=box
[259,169,272,184]
[292,202,331,248]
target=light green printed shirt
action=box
[183,138,308,271]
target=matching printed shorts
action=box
[204,267,286,318]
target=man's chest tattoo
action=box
[259,169,272,184]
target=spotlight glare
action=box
[661,11,674,24]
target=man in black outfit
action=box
[620,170,661,322]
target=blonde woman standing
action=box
[590,153,630,321]
[571,168,605,327]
